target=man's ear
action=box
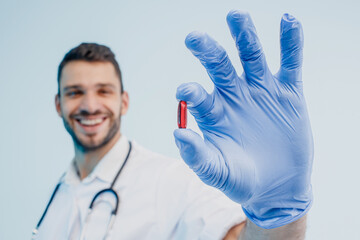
[55,94,62,117]
[120,91,129,116]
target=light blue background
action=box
[1,0,359,239]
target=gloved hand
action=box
[174,10,313,229]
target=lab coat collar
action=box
[63,135,131,186]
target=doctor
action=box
[34,10,312,239]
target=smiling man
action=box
[56,59,129,179]
[34,10,312,240]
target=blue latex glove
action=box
[174,10,313,229]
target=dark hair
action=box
[57,42,123,94]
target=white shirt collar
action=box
[63,135,131,185]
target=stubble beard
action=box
[62,113,121,153]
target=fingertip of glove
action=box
[174,128,201,144]
[173,128,181,138]
[185,31,207,51]
[283,13,296,22]
[226,9,250,24]
[173,129,194,150]
[176,82,193,99]
[174,128,190,140]
[281,13,302,34]
[176,82,204,103]
[173,129,183,148]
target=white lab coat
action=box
[35,135,245,240]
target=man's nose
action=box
[79,92,102,114]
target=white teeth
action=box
[79,118,104,126]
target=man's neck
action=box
[74,132,121,180]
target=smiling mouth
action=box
[75,117,107,127]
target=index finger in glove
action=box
[176,82,221,125]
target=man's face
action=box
[55,61,129,152]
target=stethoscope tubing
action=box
[32,141,132,239]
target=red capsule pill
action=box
[177,101,187,128]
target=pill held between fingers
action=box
[177,101,187,129]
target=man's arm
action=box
[224,216,307,240]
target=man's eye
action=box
[66,91,81,97]
[99,89,112,95]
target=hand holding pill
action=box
[174,10,313,229]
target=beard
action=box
[62,110,121,152]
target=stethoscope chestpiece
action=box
[89,188,120,215]
[80,188,120,240]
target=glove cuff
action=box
[242,199,313,229]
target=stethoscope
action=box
[32,141,132,240]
